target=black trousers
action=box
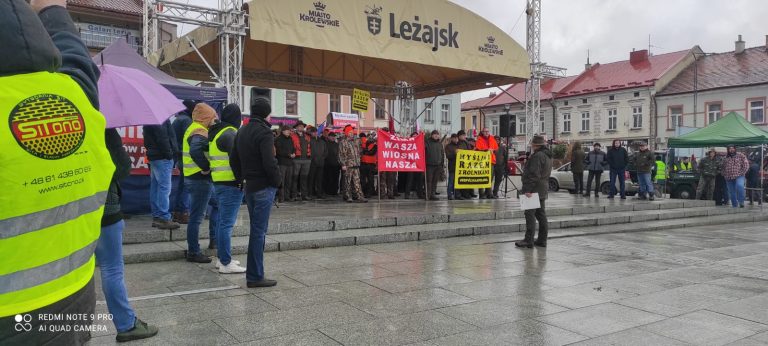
[524,199,547,243]
[585,170,602,195]
[405,172,425,198]
[426,165,441,198]
[572,171,584,194]
[278,164,294,201]
[493,167,506,196]
[360,163,376,196]
[308,163,325,197]
[324,165,341,195]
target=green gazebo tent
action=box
[668,112,768,148]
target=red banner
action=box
[376,129,425,172]
[117,126,150,175]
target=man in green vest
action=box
[183,103,219,263]
[674,156,694,172]
[0,0,114,343]
[208,104,247,274]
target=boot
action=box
[115,319,158,343]
[155,219,180,230]
[515,240,534,248]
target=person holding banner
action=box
[475,128,499,199]
[425,130,446,200]
[339,125,368,203]
[455,130,474,199]
[378,128,398,199]
[516,136,553,248]
[445,134,460,200]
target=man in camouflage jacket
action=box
[696,149,721,200]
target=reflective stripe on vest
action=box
[0,71,114,317]
[182,122,207,176]
[210,126,236,182]
[655,161,667,180]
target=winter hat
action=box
[192,103,217,127]
[343,125,354,135]
[221,103,242,128]
[293,121,306,129]
[280,125,292,133]
[182,100,200,115]
[431,130,440,135]
[457,130,466,137]
[531,135,546,146]
[250,97,271,118]
[593,143,602,147]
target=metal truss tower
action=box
[525,0,542,147]
[143,0,247,107]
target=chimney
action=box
[735,35,745,54]
[585,50,592,70]
[630,49,649,64]
[489,92,497,98]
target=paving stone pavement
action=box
[87,220,768,345]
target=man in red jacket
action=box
[475,127,499,199]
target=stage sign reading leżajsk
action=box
[454,149,492,188]
[376,129,425,172]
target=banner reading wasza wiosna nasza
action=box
[455,149,492,188]
[376,129,425,172]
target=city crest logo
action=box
[365,5,383,35]
[479,35,504,56]
[299,1,340,28]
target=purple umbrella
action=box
[97,64,185,128]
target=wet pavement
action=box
[89,219,768,345]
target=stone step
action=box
[122,199,716,244]
[121,206,761,264]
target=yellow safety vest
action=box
[655,161,667,180]
[675,162,692,171]
[210,126,236,182]
[0,72,114,317]
[182,122,207,176]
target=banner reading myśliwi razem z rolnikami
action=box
[376,129,425,172]
[455,149,492,188]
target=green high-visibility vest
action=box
[655,161,667,180]
[0,72,114,316]
[182,122,207,176]
[210,126,236,182]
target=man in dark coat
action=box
[324,133,341,195]
[445,134,460,200]
[308,127,327,199]
[456,130,474,199]
[425,130,445,200]
[171,100,197,224]
[570,142,585,195]
[633,142,656,200]
[492,136,510,198]
[516,136,553,248]
[274,125,296,202]
[584,143,607,197]
[230,89,279,288]
[143,119,180,229]
[606,139,629,198]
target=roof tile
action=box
[659,46,768,95]
[67,0,142,16]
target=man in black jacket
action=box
[308,127,328,198]
[143,119,180,229]
[274,125,296,202]
[171,101,196,224]
[324,133,341,195]
[230,89,279,288]
[516,136,553,248]
[425,130,445,200]
[606,139,629,199]
[445,134,460,200]
[492,136,510,198]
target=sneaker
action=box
[219,262,247,274]
[214,259,241,269]
[246,279,277,288]
[448,195,454,200]
[155,219,180,230]
[186,253,212,263]
[115,319,158,343]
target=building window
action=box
[608,108,617,130]
[632,105,642,128]
[518,116,526,135]
[471,115,477,130]
[491,120,499,135]
[460,117,466,130]
[581,111,590,132]
[608,95,615,101]
[670,107,683,129]
[707,103,722,124]
[285,91,298,115]
[424,103,433,123]
[329,94,341,113]
[633,92,640,98]
[749,100,764,124]
[441,104,451,124]
[375,100,386,119]
[582,98,588,104]
[564,100,569,106]
[562,113,571,133]
[539,115,545,133]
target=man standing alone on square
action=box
[516,136,553,248]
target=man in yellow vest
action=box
[654,155,667,194]
[183,103,219,263]
[674,156,694,172]
[0,0,114,343]
[208,104,247,274]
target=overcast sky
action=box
[180,0,766,102]
[454,0,767,101]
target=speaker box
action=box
[499,113,516,137]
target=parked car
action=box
[549,162,639,195]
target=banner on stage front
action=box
[352,88,370,112]
[455,149,492,188]
[377,129,425,172]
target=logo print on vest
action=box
[8,94,86,160]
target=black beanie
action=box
[251,97,271,118]
[221,103,242,128]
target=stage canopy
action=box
[148,0,530,99]
[95,38,227,102]
[668,112,768,148]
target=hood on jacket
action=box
[537,147,554,158]
[0,0,61,76]
[221,103,242,128]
